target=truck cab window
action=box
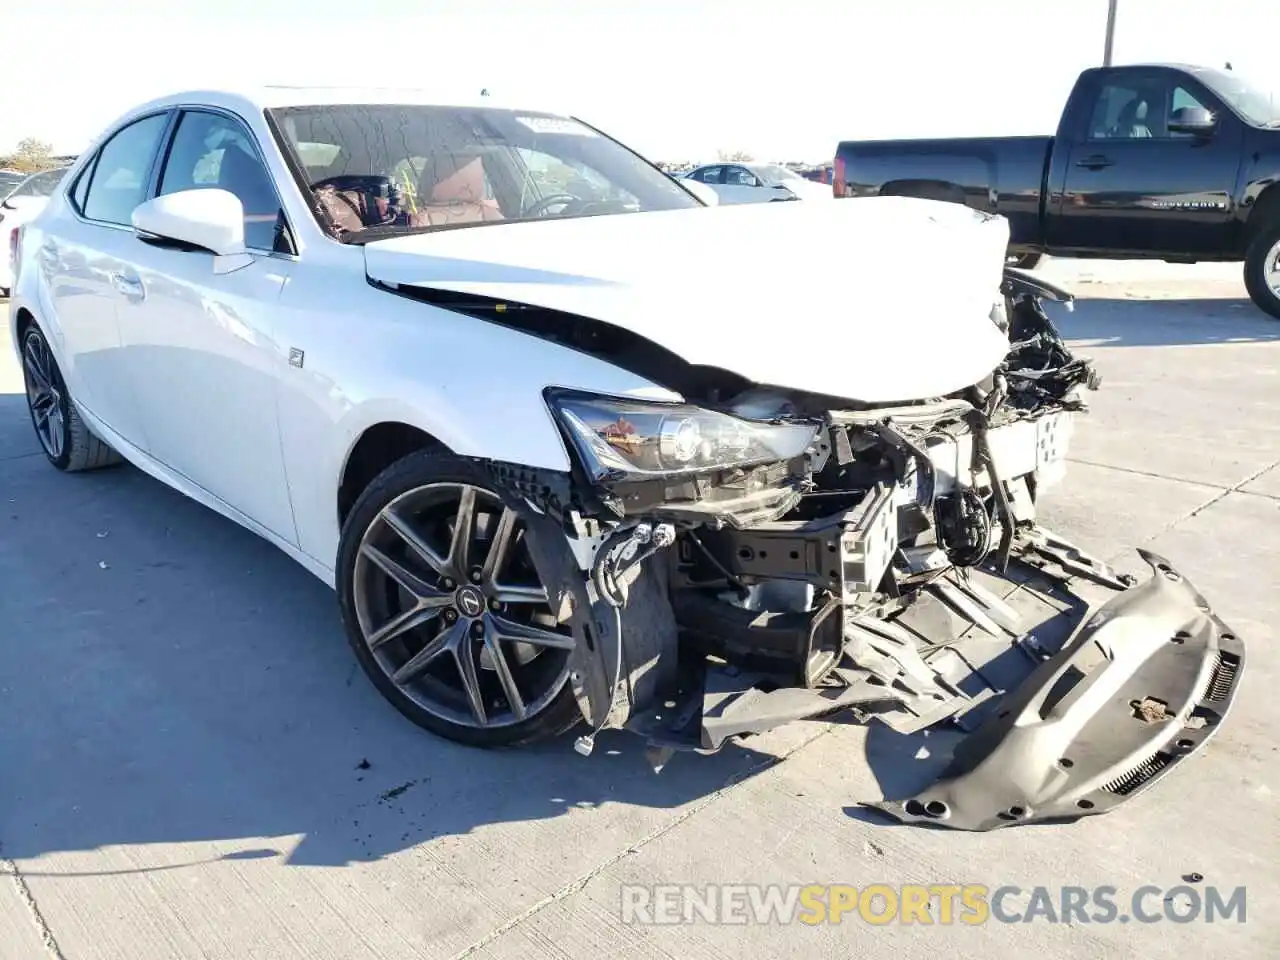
[1088,78,1214,140]
[1087,84,1154,139]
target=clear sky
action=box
[2,0,1276,161]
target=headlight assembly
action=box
[547,391,820,480]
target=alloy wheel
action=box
[21,328,67,460]
[352,482,574,729]
[1266,238,1280,298]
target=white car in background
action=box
[0,169,28,194]
[1,166,69,295]
[682,161,832,204]
[7,87,1243,832]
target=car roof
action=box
[1091,62,1229,77]
[120,86,565,117]
[80,87,578,159]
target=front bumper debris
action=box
[627,537,1245,830]
[867,550,1245,830]
[555,265,1243,829]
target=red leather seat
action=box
[408,154,503,228]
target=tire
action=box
[1007,252,1043,270]
[1243,223,1280,320]
[336,450,582,747]
[19,322,123,472]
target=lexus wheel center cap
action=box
[455,586,485,618]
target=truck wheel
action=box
[1007,252,1043,270]
[1244,225,1280,320]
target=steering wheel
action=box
[521,193,583,219]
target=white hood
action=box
[363,196,1012,404]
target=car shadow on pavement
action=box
[1052,297,1280,347]
[0,395,774,870]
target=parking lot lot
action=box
[2,264,1278,959]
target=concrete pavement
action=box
[1,268,1278,959]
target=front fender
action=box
[279,280,674,570]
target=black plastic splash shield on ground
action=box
[625,539,1245,831]
[867,550,1246,830]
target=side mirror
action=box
[131,188,247,257]
[1168,106,1217,136]
[681,179,720,206]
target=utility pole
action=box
[1103,0,1118,66]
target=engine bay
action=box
[573,268,1098,688]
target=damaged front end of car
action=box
[489,268,1245,831]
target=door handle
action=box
[111,271,146,300]
[1075,155,1114,170]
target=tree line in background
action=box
[0,137,66,173]
[2,136,824,181]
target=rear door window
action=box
[82,113,170,225]
[70,160,94,212]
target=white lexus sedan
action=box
[9,88,1243,829]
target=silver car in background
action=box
[1,166,70,295]
[682,161,832,204]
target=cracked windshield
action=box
[269,103,699,240]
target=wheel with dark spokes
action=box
[20,322,121,471]
[337,452,582,746]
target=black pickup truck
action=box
[834,63,1280,317]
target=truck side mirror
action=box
[1167,106,1216,136]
